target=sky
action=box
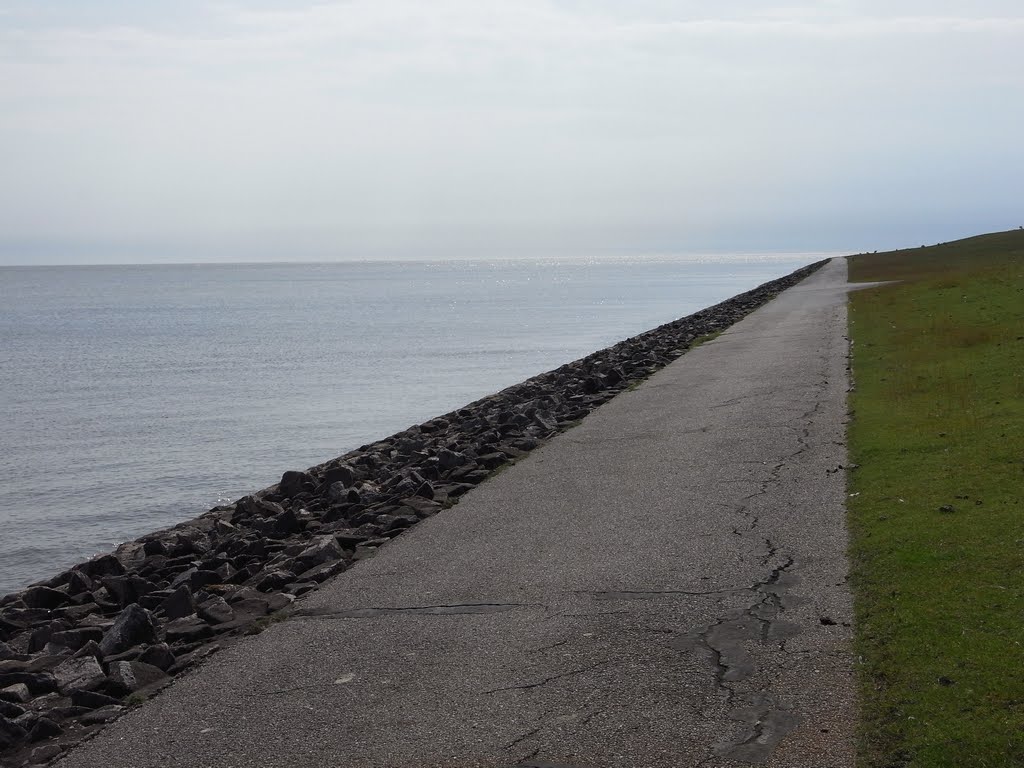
[1,1,1022,265]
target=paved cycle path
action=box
[59,258,859,768]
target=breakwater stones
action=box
[0,260,825,765]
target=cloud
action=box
[1,1,1022,263]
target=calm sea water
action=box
[0,255,824,595]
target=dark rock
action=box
[213,563,236,583]
[21,655,66,674]
[72,640,103,661]
[476,452,508,469]
[58,602,100,623]
[436,448,466,470]
[0,714,28,749]
[159,585,196,621]
[290,536,344,573]
[170,568,198,590]
[164,617,214,644]
[27,716,62,742]
[107,661,168,694]
[143,538,168,556]
[79,705,124,724]
[279,470,312,497]
[98,604,157,657]
[22,587,70,610]
[52,655,105,694]
[71,689,123,709]
[0,700,24,718]
[0,672,56,695]
[99,646,141,664]
[27,624,59,654]
[138,590,172,611]
[322,465,356,487]
[265,593,294,612]
[228,598,270,618]
[29,744,64,764]
[325,482,349,505]
[196,597,234,625]
[0,641,14,661]
[251,570,296,593]
[223,587,265,605]
[78,554,126,580]
[137,643,175,672]
[66,570,95,597]
[296,560,348,584]
[188,570,223,592]
[399,497,442,517]
[50,627,104,652]
[235,495,285,520]
[0,683,30,703]
[102,575,157,608]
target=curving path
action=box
[57,258,859,768]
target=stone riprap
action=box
[0,260,824,767]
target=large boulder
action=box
[0,684,30,704]
[77,554,126,580]
[196,597,234,625]
[101,575,157,608]
[137,643,175,672]
[52,655,105,695]
[159,584,196,620]
[98,604,157,657]
[290,536,344,573]
[0,714,28,749]
[106,661,168,694]
[22,587,70,610]
[279,470,312,498]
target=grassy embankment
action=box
[847,230,1024,766]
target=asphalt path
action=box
[58,257,860,768]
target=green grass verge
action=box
[846,229,1024,767]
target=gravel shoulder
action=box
[54,257,858,768]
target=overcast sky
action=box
[1,1,1022,264]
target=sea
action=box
[0,254,829,596]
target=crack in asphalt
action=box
[589,587,748,601]
[482,660,612,696]
[668,542,801,763]
[293,602,539,619]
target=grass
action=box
[846,229,1024,767]
[692,329,724,347]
